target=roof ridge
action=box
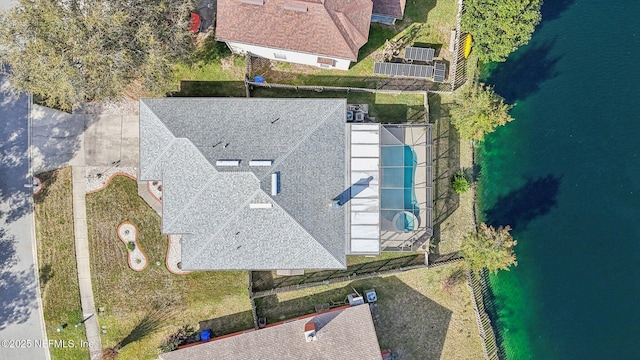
[140,101,179,176]
[163,141,220,231]
[336,11,366,47]
[259,100,346,182]
[261,102,347,266]
[268,189,345,267]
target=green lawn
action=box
[255,263,483,360]
[85,176,253,359]
[251,87,426,123]
[249,0,458,87]
[33,167,88,360]
[169,37,247,97]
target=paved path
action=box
[0,75,49,359]
[72,167,102,360]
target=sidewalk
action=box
[72,167,103,360]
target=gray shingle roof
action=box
[158,304,383,360]
[139,98,348,270]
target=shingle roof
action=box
[139,98,349,270]
[216,0,373,60]
[158,304,383,360]
[372,0,405,19]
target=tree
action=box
[450,81,513,141]
[461,223,517,274]
[462,0,542,63]
[451,171,470,194]
[0,0,195,110]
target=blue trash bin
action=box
[200,329,212,341]
[253,76,265,83]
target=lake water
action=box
[477,1,640,359]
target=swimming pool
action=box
[380,145,420,232]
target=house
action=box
[158,304,383,360]
[371,0,406,24]
[215,0,373,70]
[139,98,432,271]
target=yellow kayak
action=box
[464,34,472,58]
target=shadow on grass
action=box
[484,39,562,103]
[252,254,424,293]
[108,306,175,355]
[198,310,255,337]
[33,170,59,205]
[250,87,419,123]
[255,276,452,359]
[430,95,460,231]
[484,174,562,231]
[168,81,246,97]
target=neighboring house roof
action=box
[139,98,349,270]
[216,0,373,60]
[158,304,383,360]
[372,0,405,19]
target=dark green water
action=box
[477,1,640,359]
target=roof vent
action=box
[271,172,280,195]
[249,203,273,209]
[241,0,264,5]
[216,160,240,166]
[284,1,308,12]
[249,160,273,167]
[304,322,317,342]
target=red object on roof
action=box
[189,12,201,33]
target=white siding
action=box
[227,41,352,70]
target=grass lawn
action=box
[33,167,88,360]
[251,87,426,123]
[169,37,247,97]
[250,0,458,87]
[85,176,253,359]
[428,89,476,255]
[254,262,483,360]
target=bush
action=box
[127,241,136,251]
[158,325,196,353]
[451,172,470,194]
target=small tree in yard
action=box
[450,81,514,141]
[462,0,542,63]
[461,223,517,274]
[0,0,195,110]
[451,172,470,194]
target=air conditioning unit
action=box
[355,112,365,122]
[346,111,354,121]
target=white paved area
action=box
[72,167,103,360]
[0,75,49,360]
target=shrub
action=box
[127,241,136,251]
[159,325,196,353]
[451,172,470,194]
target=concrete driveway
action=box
[30,105,139,173]
[0,75,49,360]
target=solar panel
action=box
[404,47,435,62]
[373,62,434,78]
[433,62,446,83]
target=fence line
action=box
[467,270,501,360]
[247,271,259,329]
[246,80,428,96]
[250,263,428,299]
